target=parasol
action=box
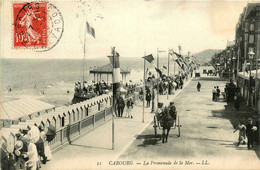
[46,125,56,142]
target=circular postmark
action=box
[14,2,64,52]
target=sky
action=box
[1,0,253,59]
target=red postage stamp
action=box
[13,2,47,48]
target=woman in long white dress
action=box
[42,127,52,161]
[23,135,39,170]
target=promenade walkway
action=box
[120,76,259,169]
[41,78,193,169]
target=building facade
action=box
[235,3,260,109]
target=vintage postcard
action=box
[1,0,260,169]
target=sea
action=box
[1,57,170,91]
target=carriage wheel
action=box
[153,116,157,137]
[178,115,180,137]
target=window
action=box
[98,103,101,111]
[249,35,254,44]
[250,23,254,31]
[85,107,88,117]
[80,108,83,120]
[62,117,65,127]
[77,110,79,121]
[245,34,248,42]
[73,111,75,122]
[245,22,249,32]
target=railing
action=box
[48,105,113,152]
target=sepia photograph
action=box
[0,0,260,169]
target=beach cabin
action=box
[0,98,55,128]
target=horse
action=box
[159,107,176,143]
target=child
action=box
[233,121,246,146]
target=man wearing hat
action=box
[155,102,164,124]
[14,138,29,169]
[246,118,255,149]
[169,102,177,122]
[116,93,125,117]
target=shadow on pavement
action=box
[211,100,260,159]
[70,143,112,150]
[136,134,162,147]
[211,101,256,128]
[194,77,227,81]
[136,133,180,147]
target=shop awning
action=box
[238,69,260,80]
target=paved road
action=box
[41,78,192,170]
[119,77,260,169]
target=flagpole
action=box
[174,60,176,76]
[167,48,170,100]
[143,52,146,123]
[157,48,159,107]
[178,45,182,77]
[112,47,115,150]
[83,21,87,82]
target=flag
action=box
[183,60,188,66]
[142,54,154,64]
[172,51,182,58]
[175,59,182,68]
[155,67,162,77]
[91,27,95,38]
[86,22,91,34]
[86,21,95,38]
[163,65,167,69]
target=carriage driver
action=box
[155,102,165,126]
[156,102,164,114]
[168,102,177,126]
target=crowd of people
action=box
[140,73,190,111]
[74,81,109,98]
[1,124,53,170]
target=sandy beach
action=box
[3,81,75,107]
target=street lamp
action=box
[248,50,255,106]
[227,52,231,81]
[151,75,155,113]
[232,56,236,80]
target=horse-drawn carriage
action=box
[153,102,181,143]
